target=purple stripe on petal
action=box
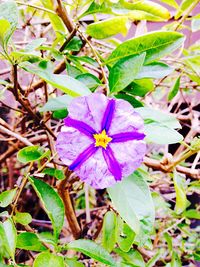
[103,146,122,181]
[111,132,145,143]
[101,99,115,132]
[64,117,96,137]
[69,144,98,171]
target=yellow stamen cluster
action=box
[93,130,112,149]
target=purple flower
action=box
[56,93,146,189]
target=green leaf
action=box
[79,1,111,18]
[136,62,173,79]
[0,218,17,260]
[0,188,16,208]
[168,76,180,101]
[163,232,173,252]
[28,177,64,240]
[17,232,47,252]
[40,0,66,37]
[63,36,82,52]
[0,19,11,47]
[76,73,101,91]
[68,239,115,266]
[115,248,145,267]
[108,171,155,236]
[33,251,65,267]
[20,61,91,97]
[106,31,184,66]
[171,252,182,267]
[109,53,145,93]
[184,209,200,220]
[102,211,117,252]
[125,79,154,97]
[42,168,65,180]
[115,93,144,108]
[39,95,73,112]
[65,258,85,267]
[53,109,68,119]
[17,145,47,163]
[173,171,187,214]
[86,16,129,39]
[14,212,32,226]
[114,0,170,21]
[116,218,135,252]
[136,107,181,129]
[0,1,18,49]
[144,123,183,144]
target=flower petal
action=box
[68,93,109,133]
[64,117,96,137]
[74,148,116,189]
[110,140,146,178]
[56,126,93,166]
[108,98,145,135]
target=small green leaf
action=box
[17,146,47,163]
[33,252,65,267]
[53,109,68,119]
[163,232,173,252]
[102,211,117,252]
[42,168,65,180]
[125,79,154,97]
[24,38,46,52]
[14,212,32,226]
[192,14,200,32]
[28,177,64,240]
[175,0,198,19]
[168,76,180,101]
[108,171,155,237]
[171,251,182,267]
[107,31,184,66]
[17,232,47,252]
[63,36,82,52]
[68,239,115,266]
[116,218,135,252]
[79,1,111,18]
[0,188,16,208]
[76,73,101,91]
[0,218,17,260]
[146,249,163,267]
[115,248,145,267]
[39,95,73,112]
[86,17,129,39]
[173,171,187,214]
[109,53,146,93]
[184,209,200,220]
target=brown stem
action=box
[56,0,74,32]
[58,175,81,239]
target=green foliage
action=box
[106,31,185,65]
[108,171,155,243]
[16,233,47,252]
[33,251,65,267]
[67,239,115,266]
[20,61,91,97]
[86,17,129,39]
[14,212,32,226]
[17,146,49,163]
[102,211,117,252]
[109,53,145,94]
[28,177,64,240]
[0,189,16,208]
[0,0,199,266]
[42,168,65,180]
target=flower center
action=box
[93,130,112,149]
